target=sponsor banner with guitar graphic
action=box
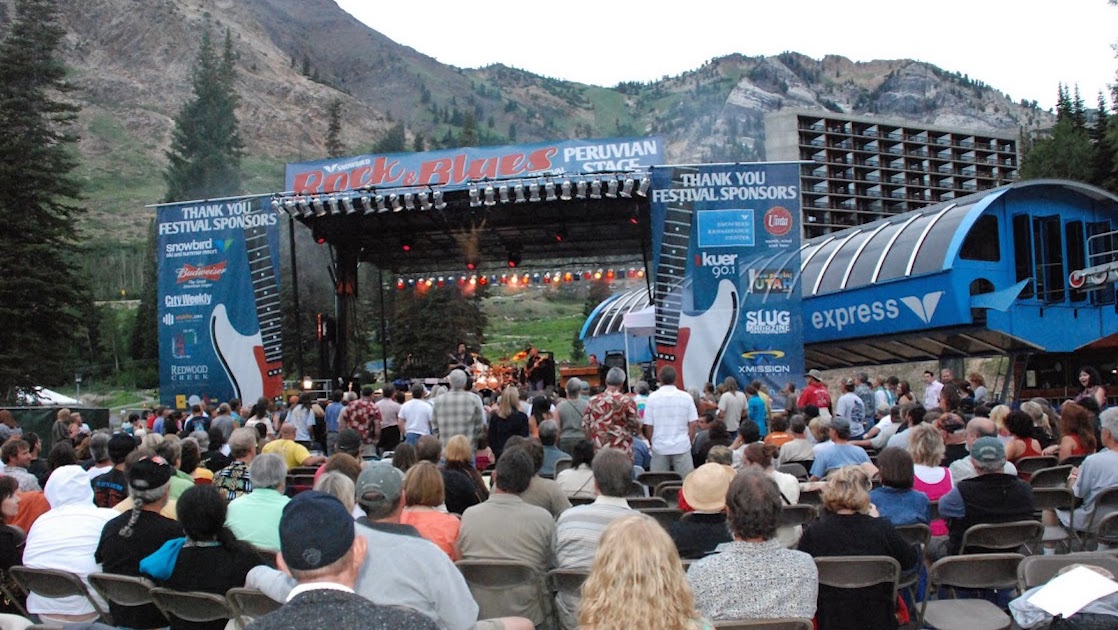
[649,163,804,393]
[156,196,284,409]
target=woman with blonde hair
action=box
[399,461,461,560]
[579,514,712,630]
[313,471,357,517]
[989,404,1012,443]
[798,466,916,630]
[907,423,953,536]
[443,434,489,504]
[487,385,529,462]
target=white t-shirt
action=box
[399,398,434,436]
[642,385,698,456]
[717,391,747,432]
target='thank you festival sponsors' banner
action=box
[157,196,284,409]
[286,136,665,193]
[649,163,803,393]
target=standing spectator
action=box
[632,381,650,419]
[95,457,181,629]
[213,428,258,501]
[399,383,433,447]
[896,380,916,406]
[746,385,769,438]
[400,461,461,560]
[225,453,290,551]
[717,377,746,439]
[834,379,866,438]
[25,432,48,489]
[488,386,530,462]
[968,373,988,405]
[285,393,318,448]
[922,370,943,411]
[1073,365,1108,410]
[643,366,699,476]
[346,387,382,456]
[323,390,346,455]
[874,376,898,409]
[209,403,236,441]
[430,370,485,450]
[907,424,953,536]
[580,514,710,630]
[870,447,930,527]
[50,408,71,447]
[556,378,589,454]
[798,370,833,419]
[376,385,402,453]
[582,367,642,459]
[689,468,817,621]
[183,405,210,435]
[809,417,870,481]
[854,373,876,419]
[0,411,20,444]
[458,449,555,627]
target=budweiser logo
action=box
[176,262,227,284]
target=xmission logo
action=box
[811,292,944,332]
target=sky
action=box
[335,0,1116,111]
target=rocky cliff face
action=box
[0,0,1051,241]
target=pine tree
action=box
[1072,84,1088,132]
[373,122,406,154]
[163,29,243,202]
[458,112,478,147]
[1091,92,1115,191]
[325,99,344,158]
[0,0,89,401]
[128,219,160,386]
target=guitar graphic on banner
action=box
[654,167,739,390]
[210,202,284,403]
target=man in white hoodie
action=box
[22,465,117,623]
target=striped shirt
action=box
[554,496,633,628]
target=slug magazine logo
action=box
[745,310,791,335]
[811,291,944,332]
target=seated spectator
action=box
[885,405,925,451]
[200,427,232,472]
[908,423,953,536]
[948,417,1018,482]
[935,412,969,466]
[503,437,570,519]
[1045,402,1096,463]
[474,435,494,472]
[262,423,326,470]
[932,437,1035,558]
[555,440,595,499]
[689,468,817,621]
[762,415,794,449]
[580,513,711,629]
[696,420,733,465]
[0,438,38,493]
[1020,400,1057,449]
[244,491,438,630]
[777,415,814,466]
[314,429,364,485]
[743,442,801,547]
[95,457,182,629]
[226,453,290,551]
[154,437,197,500]
[24,433,48,490]
[214,428,257,501]
[140,486,266,630]
[553,448,634,628]
[0,476,26,615]
[798,466,917,630]
[180,437,212,485]
[24,465,117,623]
[809,417,870,480]
[538,420,572,477]
[392,442,418,472]
[1051,407,1118,541]
[83,432,113,477]
[400,461,461,559]
[1004,410,1044,463]
[91,433,136,508]
[444,434,489,505]
[458,448,554,627]
[869,447,929,527]
[668,462,735,559]
[314,471,358,517]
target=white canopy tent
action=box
[621,306,656,381]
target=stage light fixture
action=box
[629,208,640,225]
[469,187,481,207]
[507,247,522,268]
[479,275,488,286]
[270,198,281,211]
[560,180,572,200]
[637,269,645,278]
[389,193,403,212]
[403,192,415,211]
[418,191,431,211]
[375,194,387,213]
[514,182,527,203]
[484,185,496,206]
[466,255,479,271]
[498,185,510,204]
[554,226,568,243]
[396,278,405,289]
[544,181,557,202]
[528,181,541,202]
[637,177,651,196]
[433,189,447,210]
[621,178,635,197]
[606,178,619,198]
[342,196,356,214]
[590,178,602,199]
[401,238,413,252]
[575,180,588,199]
[312,197,326,217]
[283,198,297,214]
[606,269,615,280]
[326,194,340,214]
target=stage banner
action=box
[156,196,284,409]
[286,136,664,194]
[649,163,803,396]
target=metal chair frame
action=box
[148,588,234,624]
[226,587,282,628]
[9,567,110,625]
[919,553,1023,630]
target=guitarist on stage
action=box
[448,342,475,372]
[525,345,548,391]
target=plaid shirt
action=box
[214,460,253,501]
[346,398,382,444]
[582,389,642,456]
[431,390,485,447]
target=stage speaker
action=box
[602,352,627,390]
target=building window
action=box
[1066,221,1087,303]
[1012,215,1034,299]
[1033,216,1064,303]
[960,215,1000,261]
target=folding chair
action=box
[149,588,234,626]
[893,523,931,601]
[919,553,1023,630]
[226,587,282,628]
[797,488,822,507]
[1028,465,1072,489]
[1016,552,1118,591]
[568,496,594,506]
[712,620,813,629]
[87,573,163,624]
[637,471,682,491]
[625,480,647,498]
[656,482,682,507]
[1014,456,1057,480]
[638,507,683,529]
[778,504,816,529]
[456,560,546,624]
[777,463,809,481]
[958,520,1043,555]
[627,497,668,510]
[1078,486,1118,550]
[9,567,110,625]
[1031,487,1077,552]
[545,568,589,630]
[1061,455,1088,467]
[814,556,902,627]
[553,459,573,476]
[1096,511,1118,549]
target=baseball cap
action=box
[128,456,173,491]
[355,461,404,511]
[279,491,354,571]
[830,416,851,434]
[971,436,1005,465]
[681,463,736,513]
[335,429,362,455]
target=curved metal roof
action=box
[581,288,652,338]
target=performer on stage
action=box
[525,345,547,392]
[449,342,475,372]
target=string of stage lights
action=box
[394,265,646,290]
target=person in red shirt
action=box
[797,369,833,417]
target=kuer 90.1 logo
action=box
[696,252,738,278]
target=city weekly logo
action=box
[161,313,174,326]
[745,310,791,335]
[695,252,737,278]
[811,291,944,332]
[164,294,212,308]
[177,262,227,284]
